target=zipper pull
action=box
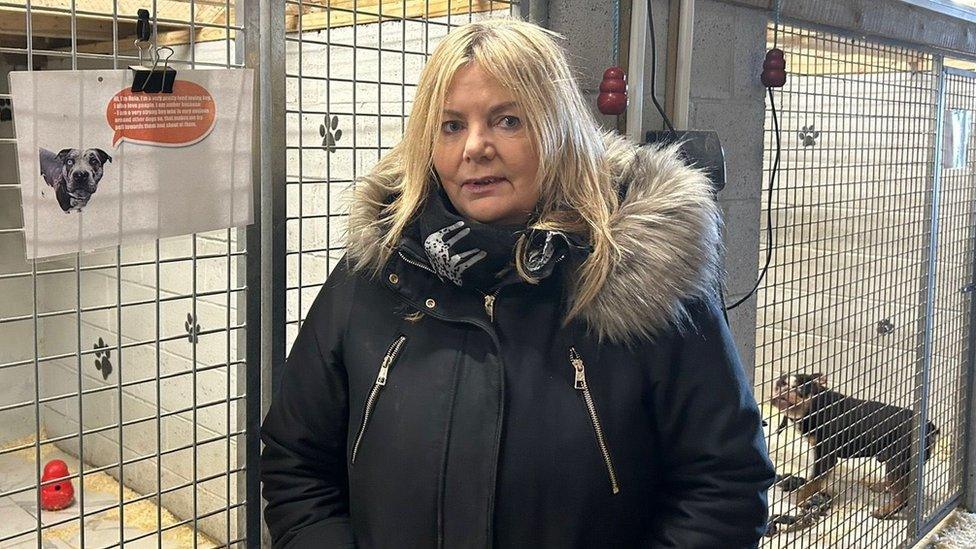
[570,348,586,390]
[484,293,496,322]
[376,334,407,386]
[376,355,392,386]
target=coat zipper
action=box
[570,347,620,494]
[351,335,408,464]
[398,249,436,274]
[399,248,501,323]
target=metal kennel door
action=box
[920,64,976,535]
[0,1,260,547]
[755,23,976,549]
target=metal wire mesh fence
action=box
[5,3,974,547]
[0,1,250,547]
[756,23,975,548]
[282,0,523,353]
[923,67,976,525]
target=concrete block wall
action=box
[549,0,768,380]
[548,0,673,136]
[686,0,769,381]
[35,233,243,543]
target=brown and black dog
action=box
[771,374,939,519]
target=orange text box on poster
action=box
[106,81,216,147]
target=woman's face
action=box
[432,62,541,226]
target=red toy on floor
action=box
[40,459,75,511]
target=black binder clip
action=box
[129,9,176,93]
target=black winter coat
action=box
[261,133,776,548]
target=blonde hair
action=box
[349,15,621,323]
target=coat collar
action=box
[345,131,725,344]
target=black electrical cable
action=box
[726,86,780,311]
[723,1,783,313]
[646,0,675,133]
[642,0,781,316]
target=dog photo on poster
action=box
[8,69,253,260]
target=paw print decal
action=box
[798,125,820,147]
[320,115,342,153]
[93,337,112,380]
[185,313,201,344]
[877,318,895,335]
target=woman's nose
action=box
[463,125,495,161]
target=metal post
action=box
[244,0,286,545]
[958,67,976,513]
[913,54,947,533]
[626,0,647,143]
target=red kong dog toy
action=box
[598,66,627,115]
[40,459,75,511]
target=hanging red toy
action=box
[40,459,75,511]
[598,67,627,115]
[761,48,787,88]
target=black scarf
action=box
[408,186,589,293]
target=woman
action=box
[261,16,775,549]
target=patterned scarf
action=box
[411,186,588,293]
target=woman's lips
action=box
[462,178,508,195]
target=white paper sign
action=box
[943,108,972,170]
[9,69,254,260]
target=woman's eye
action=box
[499,116,521,129]
[442,121,462,133]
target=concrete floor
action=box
[0,444,215,548]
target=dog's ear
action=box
[93,149,112,164]
[56,149,74,163]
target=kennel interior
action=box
[0,1,249,547]
[755,23,976,548]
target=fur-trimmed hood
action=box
[345,131,725,344]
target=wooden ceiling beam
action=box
[70,26,237,55]
[0,6,131,41]
[288,0,505,32]
[5,0,510,53]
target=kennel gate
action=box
[0,0,260,547]
[755,22,976,549]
